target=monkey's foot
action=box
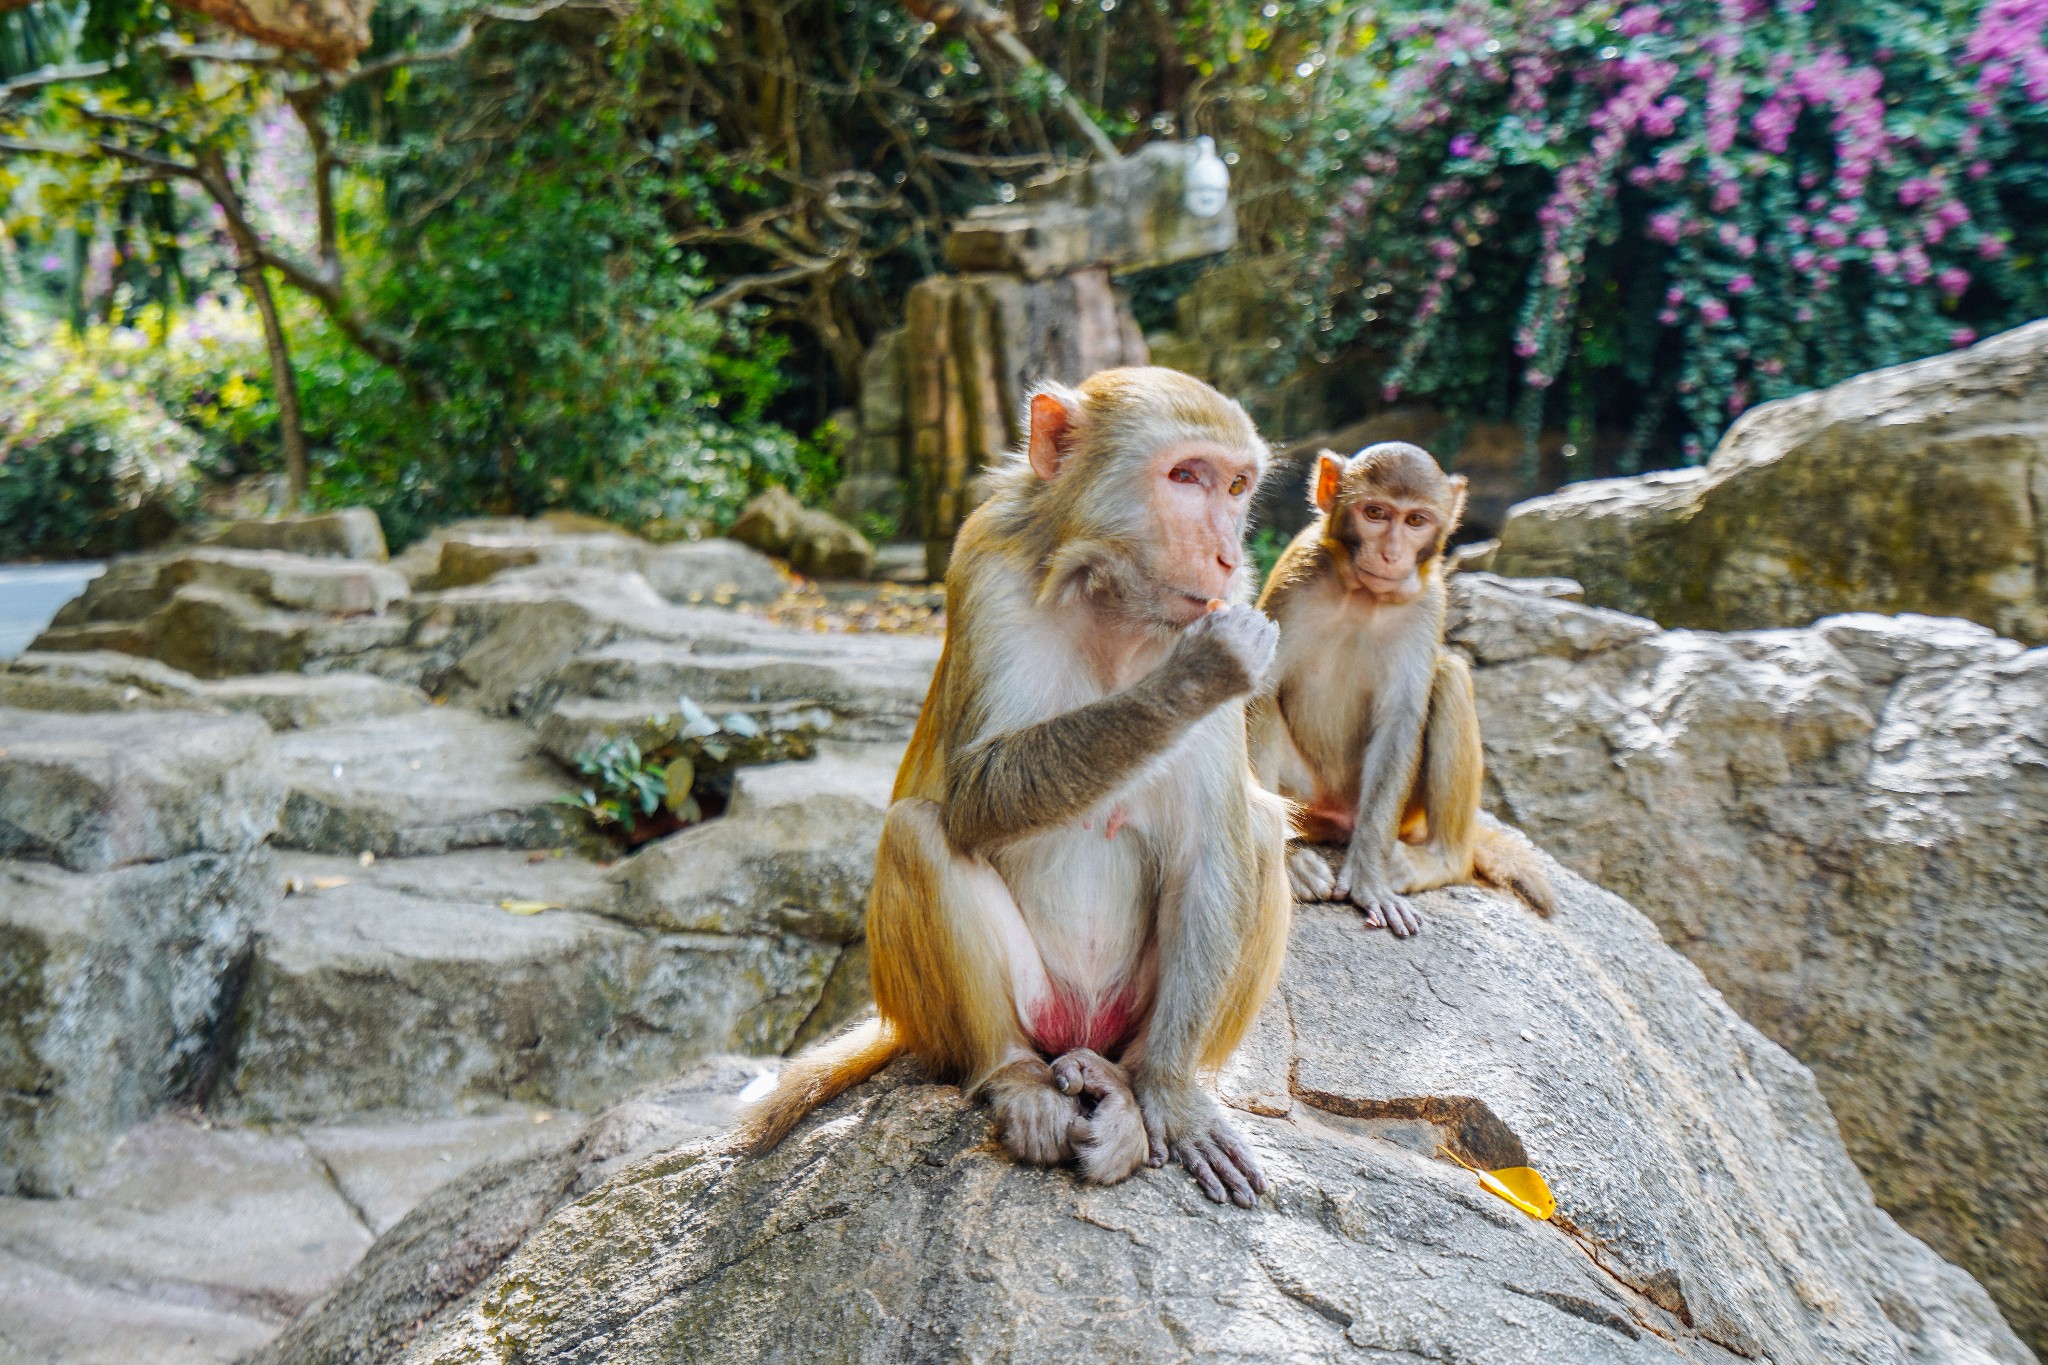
[1285,845,1338,901]
[1334,857,1423,938]
[1052,1050,1148,1185]
[983,1057,1076,1167]
[1138,1085,1269,1208]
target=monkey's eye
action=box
[1363,505,1389,521]
[1228,473,1249,496]
[1169,465,1203,485]
[1406,512,1432,527]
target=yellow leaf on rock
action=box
[309,875,351,891]
[1478,1166,1557,1220]
[499,899,562,916]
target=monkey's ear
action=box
[1438,474,1469,557]
[1310,451,1344,512]
[1027,391,1078,481]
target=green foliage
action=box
[555,695,819,842]
[1247,524,1290,590]
[0,313,205,557]
[1301,0,2048,475]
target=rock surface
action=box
[203,508,389,562]
[729,487,877,579]
[259,876,2031,1365]
[1491,319,2048,643]
[0,1105,577,1365]
[1449,572,2048,1351]
[222,850,839,1122]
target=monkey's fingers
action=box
[1286,846,1337,901]
[1049,1048,1127,1105]
[1141,1107,1170,1168]
[1373,892,1422,938]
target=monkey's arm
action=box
[943,626,1257,853]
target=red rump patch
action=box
[1029,982,1138,1057]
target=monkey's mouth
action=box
[1351,565,1421,597]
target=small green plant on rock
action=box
[557,696,827,847]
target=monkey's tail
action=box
[1471,814,1557,918]
[737,1017,905,1154]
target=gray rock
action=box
[203,673,430,730]
[0,849,271,1194]
[220,852,837,1122]
[161,549,408,617]
[0,1106,575,1365]
[545,637,934,741]
[247,1057,767,1365]
[0,649,218,713]
[727,487,806,557]
[611,743,899,945]
[275,877,2029,1365]
[0,707,281,871]
[204,508,389,562]
[789,507,876,579]
[639,538,786,605]
[430,532,646,591]
[533,695,833,773]
[1492,318,2048,643]
[271,711,579,857]
[1451,573,2048,1351]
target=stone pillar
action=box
[906,268,1149,579]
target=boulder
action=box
[1492,319,2048,643]
[204,508,389,562]
[164,548,407,617]
[0,849,272,1194]
[271,710,580,857]
[1449,573,2048,1350]
[726,487,806,557]
[429,532,644,591]
[639,538,786,606]
[729,490,875,579]
[0,707,281,871]
[257,876,2030,1365]
[220,852,839,1123]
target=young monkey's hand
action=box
[1178,602,1278,695]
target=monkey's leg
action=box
[867,799,1077,1167]
[1131,785,1291,1207]
[1253,709,1345,902]
[1391,653,1482,895]
[1335,687,1429,938]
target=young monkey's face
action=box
[1145,438,1261,624]
[1315,450,1449,605]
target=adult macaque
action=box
[742,367,1293,1206]
[1251,442,1553,936]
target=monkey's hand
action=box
[1333,845,1422,938]
[1052,1050,1148,1185]
[1136,1080,1269,1207]
[1286,845,1338,901]
[1173,603,1279,697]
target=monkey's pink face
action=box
[1336,497,1441,604]
[1146,439,1261,624]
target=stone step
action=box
[0,705,281,871]
[219,850,841,1122]
[533,695,834,771]
[543,638,934,739]
[0,849,273,1195]
[271,710,579,856]
[2,651,428,728]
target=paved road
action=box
[0,562,103,659]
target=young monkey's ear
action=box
[1310,451,1345,513]
[1027,390,1078,481]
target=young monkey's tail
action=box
[1471,813,1557,918]
[737,1016,905,1153]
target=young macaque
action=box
[742,367,1293,1207]
[1251,441,1553,937]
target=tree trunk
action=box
[237,250,311,507]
